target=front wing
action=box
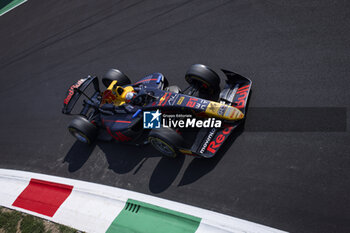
[189,69,252,158]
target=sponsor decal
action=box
[185,97,198,107]
[234,84,250,109]
[168,94,179,105]
[63,79,86,105]
[206,126,234,153]
[199,128,217,154]
[192,99,209,110]
[206,101,244,120]
[106,127,132,141]
[177,96,184,105]
[113,132,132,141]
[207,102,220,113]
[162,93,171,106]
[101,90,117,104]
[135,75,158,84]
[143,110,161,129]
[158,93,169,106]
[218,105,227,116]
[224,107,234,117]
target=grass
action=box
[20,215,45,233]
[0,207,22,233]
[0,206,79,233]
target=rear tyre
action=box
[185,64,221,94]
[68,116,97,144]
[102,69,131,88]
[148,128,184,158]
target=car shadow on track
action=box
[148,122,245,192]
[177,90,252,187]
[98,142,187,193]
[63,140,155,173]
[149,156,186,193]
[63,141,96,172]
[63,139,185,193]
[63,120,246,193]
[178,122,245,186]
[98,142,156,174]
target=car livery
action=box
[62,64,252,158]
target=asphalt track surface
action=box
[0,1,349,232]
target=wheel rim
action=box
[150,138,175,157]
[69,128,89,143]
[74,132,88,143]
[188,76,218,94]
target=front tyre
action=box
[148,128,184,158]
[185,64,221,94]
[68,116,97,144]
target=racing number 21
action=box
[186,98,198,107]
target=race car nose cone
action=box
[205,102,244,121]
[223,106,244,121]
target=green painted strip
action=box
[106,199,201,233]
[0,0,27,16]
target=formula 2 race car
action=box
[62,64,252,158]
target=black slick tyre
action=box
[185,64,220,94]
[68,116,97,144]
[102,69,131,88]
[148,127,184,158]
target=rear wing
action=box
[62,76,100,114]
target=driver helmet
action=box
[125,91,136,103]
